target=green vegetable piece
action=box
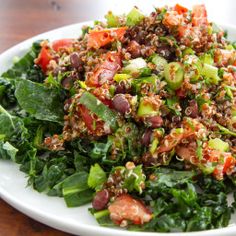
[200,54,214,65]
[105,11,120,27]
[208,138,229,152]
[93,209,110,219]
[132,75,157,94]
[62,172,93,207]
[15,79,64,123]
[126,7,144,26]
[2,41,44,83]
[201,63,220,84]
[88,163,107,190]
[113,73,131,82]
[0,141,18,161]
[123,165,145,194]
[151,54,168,72]
[137,98,159,117]
[217,124,236,137]
[183,48,195,56]
[224,86,234,100]
[164,62,184,90]
[79,91,118,130]
[123,58,147,74]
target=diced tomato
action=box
[212,153,235,180]
[52,39,74,52]
[108,194,152,225]
[223,155,235,173]
[35,46,52,73]
[79,105,104,134]
[86,52,122,87]
[163,11,183,28]
[214,49,236,67]
[87,27,127,49]
[157,119,204,153]
[174,4,188,14]
[192,5,208,26]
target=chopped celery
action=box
[150,138,159,154]
[200,54,214,65]
[137,98,159,117]
[183,48,195,56]
[113,73,131,82]
[123,58,147,74]
[79,91,118,130]
[132,75,157,94]
[201,63,220,84]
[224,86,234,100]
[126,7,145,26]
[105,11,120,27]
[149,128,165,154]
[208,138,229,152]
[164,62,184,90]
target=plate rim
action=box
[1,21,236,236]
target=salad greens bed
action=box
[1,3,236,232]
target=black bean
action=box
[112,94,130,114]
[92,189,110,210]
[146,116,163,128]
[187,100,199,118]
[141,128,152,146]
[126,40,141,58]
[61,76,74,89]
[70,52,81,69]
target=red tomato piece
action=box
[174,4,188,14]
[86,52,122,87]
[108,194,152,225]
[52,39,74,52]
[35,46,52,73]
[79,105,104,134]
[192,5,208,26]
[87,27,127,49]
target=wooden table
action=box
[0,0,236,235]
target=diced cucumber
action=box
[137,98,159,117]
[164,62,184,90]
[126,7,145,26]
[151,54,168,72]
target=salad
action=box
[1,3,236,232]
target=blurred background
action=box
[0,0,236,53]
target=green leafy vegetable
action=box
[15,79,64,123]
[88,163,107,190]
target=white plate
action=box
[1,21,236,236]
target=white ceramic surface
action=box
[1,21,236,236]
